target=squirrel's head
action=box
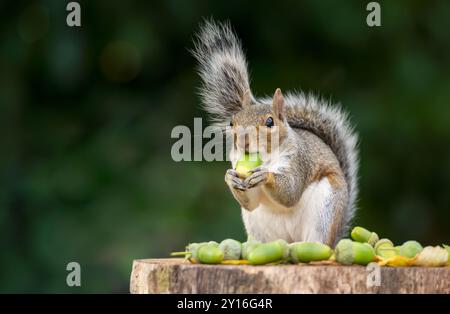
[229,88,288,156]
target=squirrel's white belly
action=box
[241,177,333,243]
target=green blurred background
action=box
[1,0,449,292]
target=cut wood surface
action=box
[130,258,450,294]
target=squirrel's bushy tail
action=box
[192,20,252,122]
[283,93,359,238]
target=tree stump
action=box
[130,258,450,293]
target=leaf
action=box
[377,255,413,267]
[309,260,340,266]
[221,260,249,265]
[411,246,448,267]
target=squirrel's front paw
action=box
[244,167,270,189]
[225,169,246,191]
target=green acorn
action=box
[289,242,332,263]
[351,226,379,246]
[235,153,263,178]
[248,241,285,265]
[197,243,224,264]
[335,239,376,265]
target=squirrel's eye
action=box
[229,120,233,127]
[265,117,274,128]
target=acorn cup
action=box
[186,242,203,260]
[241,240,261,260]
[399,240,423,258]
[335,239,376,265]
[351,226,379,246]
[219,239,242,260]
[374,238,397,259]
[276,239,290,260]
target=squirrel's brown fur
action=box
[193,20,359,244]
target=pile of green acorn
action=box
[171,226,450,266]
[171,238,332,265]
[335,227,450,267]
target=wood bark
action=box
[130,258,450,293]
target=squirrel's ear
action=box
[272,88,285,120]
[242,89,252,108]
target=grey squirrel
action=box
[192,20,359,246]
